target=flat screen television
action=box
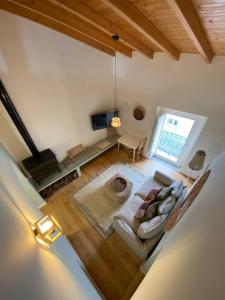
[91,110,119,130]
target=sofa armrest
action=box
[113,217,163,260]
[154,171,175,186]
[113,216,147,259]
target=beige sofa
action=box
[113,171,187,259]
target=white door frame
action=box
[148,107,207,167]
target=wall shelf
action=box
[32,134,120,192]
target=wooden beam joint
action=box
[167,0,213,63]
[102,0,180,60]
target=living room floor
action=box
[42,146,188,300]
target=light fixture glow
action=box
[111,116,121,128]
[37,216,54,234]
[33,215,62,244]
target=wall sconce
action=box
[33,215,62,244]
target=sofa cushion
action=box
[145,187,162,202]
[170,180,184,199]
[172,186,189,212]
[141,201,160,222]
[117,195,142,233]
[135,177,163,200]
[158,196,176,215]
[137,215,168,239]
[135,200,152,219]
[170,179,182,190]
[156,186,173,201]
[113,217,164,259]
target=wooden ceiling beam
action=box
[7,0,133,57]
[102,0,180,60]
[0,1,115,56]
[49,0,154,59]
[167,0,213,63]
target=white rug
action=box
[72,162,147,238]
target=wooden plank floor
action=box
[42,147,188,300]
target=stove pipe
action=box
[0,79,40,158]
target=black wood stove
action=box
[0,79,59,184]
[22,149,59,184]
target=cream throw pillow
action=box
[158,196,176,215]
[137,215,168,239]
[141,201,160,222]
[170,180,184,199]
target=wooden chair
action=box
[136,137,147,161]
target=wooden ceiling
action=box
[1,0,225,63]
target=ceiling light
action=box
[111,35,121,128]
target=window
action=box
[155,113,194,163]
[148,108,207,167]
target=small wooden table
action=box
[117,133,143,163]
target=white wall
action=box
[0,184,101,300]
[0,10,114,161]
[117,52,225,173]
[0,143,102,300]
[132,151,225,300]
[1,9,225,169]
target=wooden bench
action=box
[31,134,120,192]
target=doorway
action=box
[149,108,207,167]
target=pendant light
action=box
[111,35,121,128]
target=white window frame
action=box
[148,107,207,167]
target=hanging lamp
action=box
[111,35,121,128]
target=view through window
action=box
[155,114,195,163]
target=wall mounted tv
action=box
[91,110,119,130]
